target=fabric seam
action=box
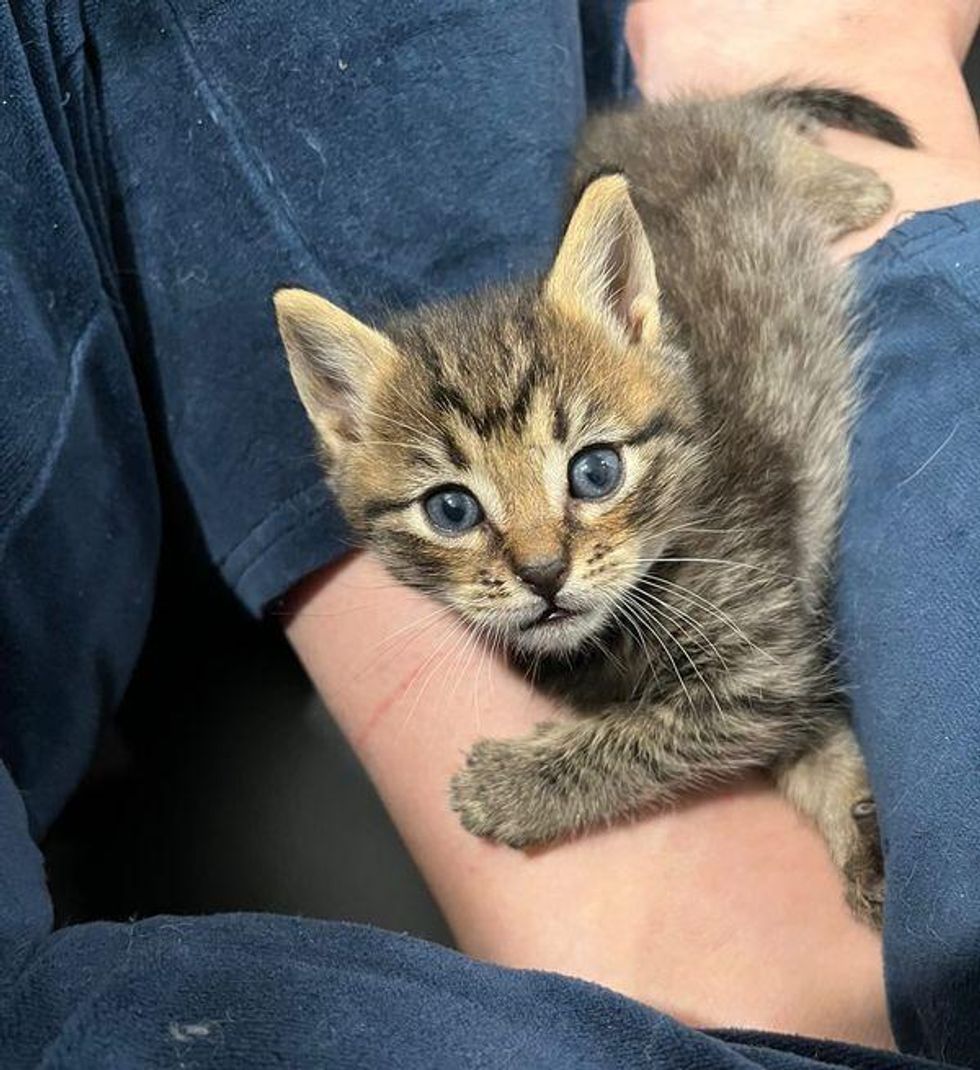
[157,0,330,277]
[216,479,331,579]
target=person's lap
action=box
[2,0,979,1065]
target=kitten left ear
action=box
[544,173,660,345]
[274,287,397,458]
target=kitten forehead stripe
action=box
[408,448,440,471]
[509,359,545,432]
[430,383,486,435]
[441,429,469,470]
[432,368,549,440]
[626,411,689,446]
[362,495,417,521]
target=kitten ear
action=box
[544,173,660,345]
[274,287,396,456]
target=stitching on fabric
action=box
[861,200,980,269]
[0,306,104,565]
[222,495,346,594]
[216,480,330,577]
[22,921,139,1066]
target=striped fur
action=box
[274,87,911,926]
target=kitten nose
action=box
[516,558,568,600]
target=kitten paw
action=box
[823,164,893,236]
[844,797,885,929]
[782,135,894,237]
[450,737,572,849]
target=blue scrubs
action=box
[1,1,977,1065]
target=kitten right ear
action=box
[274,288,396,456]
[544,173,660,346]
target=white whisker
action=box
[623,592,724,716]
[395,618,470,738]
[630,585,729,671]
[354,602,455,680]
[633,556,788,579]
[640,574,779,665]
[614,592,694,711]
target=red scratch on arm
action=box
[352,657,429,749]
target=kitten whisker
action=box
[358,405,445,452]
[478,620,508,735]
[355,440,439,452]
[395,618,470,739]
[354,602,456,680]
[639,574,780,665]
[583,630,629,676]
[647,520,760,542]
[629,586,729,671]
[268,603,377,620]
[402,396,455,443]
[633,556,794,580]
[612,593,695,712]
[623,592,726,716]
[445,617,484,713]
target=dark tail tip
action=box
[759,85,917,149]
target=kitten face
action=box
[351,306,703,655]
[275,175,707,655]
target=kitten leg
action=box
[776,722,885,928]
[450,703,809,851]
[780,133,894,238]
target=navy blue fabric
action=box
[841,204,980,1066]
[0,0,160,836]
[0,0,609,835]
[0,0,978,1066]
[0,766,929,1070]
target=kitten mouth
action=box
[522,606,577,630]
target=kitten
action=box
[274,87,913,926]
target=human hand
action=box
[625,0,980,256]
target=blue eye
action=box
[423,487,483,535]
[568,446,622,500]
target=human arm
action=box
[287,551,891,1044]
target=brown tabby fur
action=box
[274,88,908,926]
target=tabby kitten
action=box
[274,88,913,926]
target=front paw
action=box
[449,737,569,849]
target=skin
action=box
[287,0,980,1047]
[625,0,980,257]
[288,554,890,1042]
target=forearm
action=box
[286,552,889,1044]
[626,0,980,135]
